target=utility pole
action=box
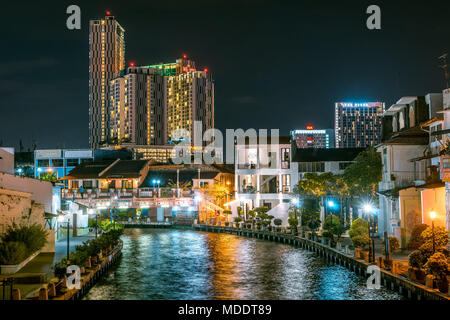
[438,53,449,89]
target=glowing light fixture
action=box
[363,203,374,214]
[430,210,437,220]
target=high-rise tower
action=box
[334,102,384,148]
[89,14,125,148]
[109,57,214,146]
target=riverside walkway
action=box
[0,234,95,300]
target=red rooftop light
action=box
[129,62,135,67]
[182,54,187,59]
[306,125,314,130]
[203,68,208,72]
[106,10,111,15]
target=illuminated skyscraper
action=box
[161,58,214,144]
[109,57,214,146]
[334,102,385,148]
[291,126,335,149]
[89,14,125,148]
[110,66,165,145]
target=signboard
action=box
[64,150,93,159]
[36,149,62,158]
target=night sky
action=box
[1,0,449,150]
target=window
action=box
[37,159,49,167]
[282,174,290,193]
[443,158,450,169]
[281,148,290,169]
[66,159,79,167]
[51,159,64,167]
[80,158,93,164]
[200,181,209,187]
[298,162,325,173]
[122,180,133,189]
[83,180,93,188]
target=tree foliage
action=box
[299,198,321,230]
[295,172,334,197]
[39,172,57,183]
[348,218,368,238]
[424,252,449,279]
[323,214,346,239]
[343,147,382,197]
[407,223,428,250]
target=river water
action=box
[84,228,402,300]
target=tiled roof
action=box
[140,164,225,187]
[381,126,428,145]
[101,160,149,178]
[62,159,148,179]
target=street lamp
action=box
[430,210,437,254]
[363,202,376,263]
[291,198,301,235]
[88,208,98,238]
[58,215,70,263]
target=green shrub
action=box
[1,223,47,255]
[234,217,242,223]
[288,216,299,228]
[323,214,346,239]
[388,236,400,253]
[98,219,125,232]
[273,219,282,226]
[407,223,428,250]
[348,218,368,238]
[0,241,28,265]
[408,250,425,269]
[424,252,449,279]
[352,234,369,249]
[420,226,448,250]
[88,218,98,228]
[53,228,123,278]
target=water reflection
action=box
[84,229,402,300]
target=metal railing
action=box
[62,187,194,200]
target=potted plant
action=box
[424,252,449,293]
[273,219,282,232]
[383,257,393,270]
[408,250,426,282]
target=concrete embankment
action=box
[15,241,123,300]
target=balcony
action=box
[62,187,193,200]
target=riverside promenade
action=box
[193,224,450,301]
[0,234,95,300]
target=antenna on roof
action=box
[438,53,449,89]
